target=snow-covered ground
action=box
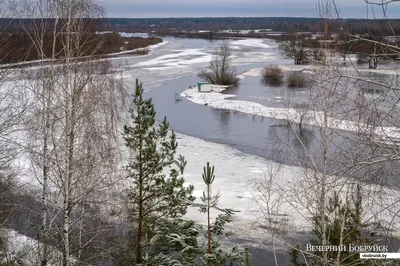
[2,229,41,264]
[1,228,65,265]
[176,132,400,245]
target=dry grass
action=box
[262,65,284,86]
[287,72,307,88]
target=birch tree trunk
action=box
[22,0,126,264]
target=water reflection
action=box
[212,108,232,136]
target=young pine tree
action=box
[199,162,244,266]
[290,185,370,266]
[122,79,195,265]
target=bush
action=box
[262,65,284,86]
[197,41,238,86]
[287,72,307,88]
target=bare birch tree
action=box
[253,1,398,265]
[330,0,400,258]
[19,0,126,265]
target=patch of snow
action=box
[107,41,168,56]
[230,39,278,49]
[2,228,66,266]
[119,32,149,38]
[265,33,284,36]
[96,31,149,38]
[242,68,262,77]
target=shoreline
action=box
[180,81,400,143]
[0,41,168,69]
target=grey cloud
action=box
[102,0,400,18]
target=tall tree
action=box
[283,34,310,65]
[122,78,194,264]
[20,0,126,265]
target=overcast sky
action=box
[103,0,400,18]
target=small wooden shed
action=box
[197,82,212,92]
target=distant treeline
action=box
[95,17,400,35]
[0,19,162,63]
[0,32,161,63]
[3,17,400,35]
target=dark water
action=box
[146,73,273,157]
[225,75,309,109]
[146,65,400,265]
[146,64,400,187]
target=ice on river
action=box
[230,39,278,49]
[134,48,212,69]
[175,132,400,244]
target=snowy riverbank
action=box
[107,40,169,57]
[180,86,400,142]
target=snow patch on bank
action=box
[180,87,400,141]
[107,41,168,57]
